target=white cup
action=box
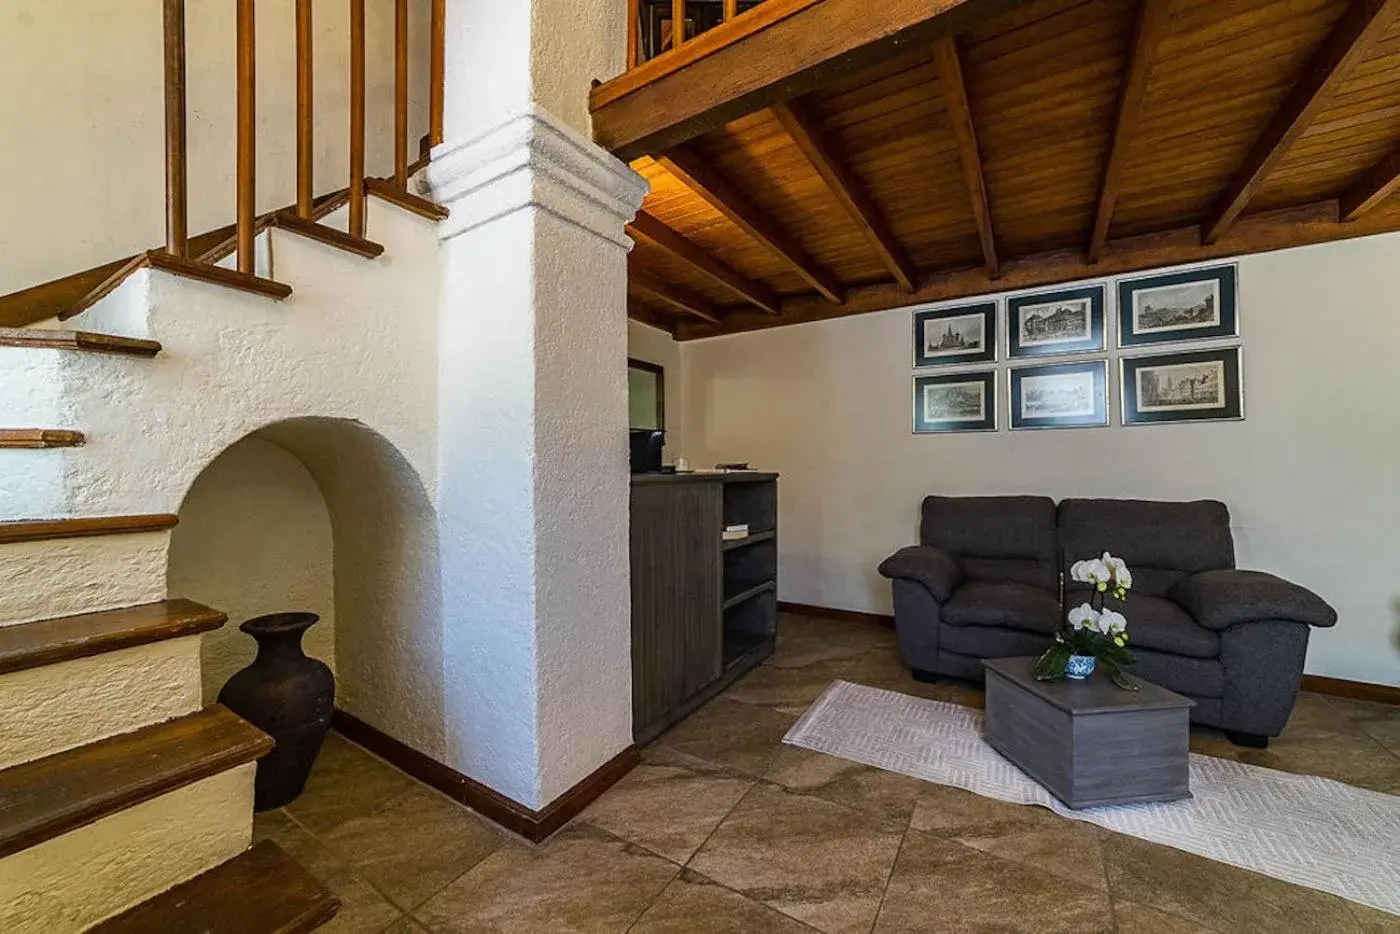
[675,456,691,472]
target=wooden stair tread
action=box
[366,178,450,220]
[91,840,340,934]
[0,429,85,449]
[0,706,273,858]
[0,514,178,545]
[62,252,293,320]
[0,327,161,357]
[272,211,386,259]
[0,599,226,676]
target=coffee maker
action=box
[629,429,665,474]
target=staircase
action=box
[0,1,449,930]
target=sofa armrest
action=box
[1169,570,1337,631]
[879,546,964,602]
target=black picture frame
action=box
[1118,264,1238,347]
[912,302,997,368]
[913,371,997,434]
[1007,285,1106,358]
[1120,347,1243,426]
[1009,360,1109,430]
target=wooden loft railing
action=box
[0,0,448,329]
[626,0,769,70]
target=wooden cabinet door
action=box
[630,481,722,736]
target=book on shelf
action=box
[722,524,749,542]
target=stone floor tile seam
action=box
[278,803,429,918]
[677,775,764,875]
[866,808,914,934]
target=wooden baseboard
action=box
[330,710,638,842]
[782,601,1399,708]
[1301,674,1400,707]
[778,600,894,629]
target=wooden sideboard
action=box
[630,472,778,745]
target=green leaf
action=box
[1033,644,1071,682]
[1103,660,1140,691]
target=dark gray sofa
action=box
[879,496,1337,747]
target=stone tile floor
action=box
[257,614,1400,934]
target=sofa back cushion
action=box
[920,495,1058,591]
[1058,498,1235,597]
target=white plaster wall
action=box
[166,436,336,702]
[533,209,634,806]
[0,638,202,770]
[628,319,687,460]
[440,0,625,143]
[682,234,1400,688]
[0,763,254,933]
[1,194,443,766]
[0,0,432,296]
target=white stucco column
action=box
[425,1,646,811]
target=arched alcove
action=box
[168,416,445,760]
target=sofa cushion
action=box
[938,622,1052,659]
[921,496,1058,591]
[1058,498,1235,597]
[941,581,1060,635]
[1116,595,1220,659]
[1170,570,1338,630]
[1127,647,1225,699]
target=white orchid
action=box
[1067,603,1100,631]
[1070,558,1111,586]
[1097,607,1127,636]
[1102,552,1134,593]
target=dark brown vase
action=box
[217,612,335,811]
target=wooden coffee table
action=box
[982,657,1194,809]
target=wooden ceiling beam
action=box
[590,0,1040,160]
[658,147,845,304]
[1203,0,1400,244]
[627,210,781,313]
[1340,147,1400,220]
[674,198,1400,339]
[1087,0,1172,264]
[932,36,999,279]
[771,100,917,292]
[628,269,723,323]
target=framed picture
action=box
[1118,265,1238,347]
[913,371,997,433]
[1120,347,1243,426]
[912,302,997,368]
[1007,285,1105,358]
[1009,360,1109,430]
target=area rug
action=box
[784,680,1400,916]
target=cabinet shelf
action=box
[721,529,775,551]
[722,578,775,610]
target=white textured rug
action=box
[784,680,1400,916]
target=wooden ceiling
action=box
[596,0,1400,339]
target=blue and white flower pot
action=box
[1065,654,1097,680]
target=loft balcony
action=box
[592,0,1400,339]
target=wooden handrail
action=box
[672,0,687,49]
[235,0,256,275]
[162,0,188,258]
[430,0,445,147]
[349,0,367,239]
[394,0,410,186]
[627,0,640,69]
[296,0,314,219]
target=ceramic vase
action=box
[218,612,335,810]
[1065,653,1098,680]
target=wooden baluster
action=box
[163,0,188,257]
[430,0,445,147]
[724,0,738,21]
[236,0,256,274]
[394,0,409,186]
[349,0,366,238]
[672,0,686,49]
[295,0,313,219]
[627,0,640,68]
